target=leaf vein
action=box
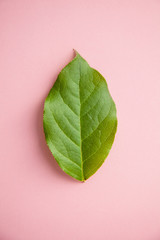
[81,79,101,106]
[47,134,81,169]
[83,122,117,163]
[59,91,79,117]
[82,102,112,142]
[48,105,80,147]
[81,95,101,118]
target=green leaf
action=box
[43,51,117,181]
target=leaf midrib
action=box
[78,55,84,181]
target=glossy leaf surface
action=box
[43,51,117,181]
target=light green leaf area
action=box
[43,51,117,181]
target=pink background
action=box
[0,0,160,240]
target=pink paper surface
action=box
[0,1,160,240]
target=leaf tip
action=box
[73,49,80,56]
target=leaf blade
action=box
[43,51,117,181]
